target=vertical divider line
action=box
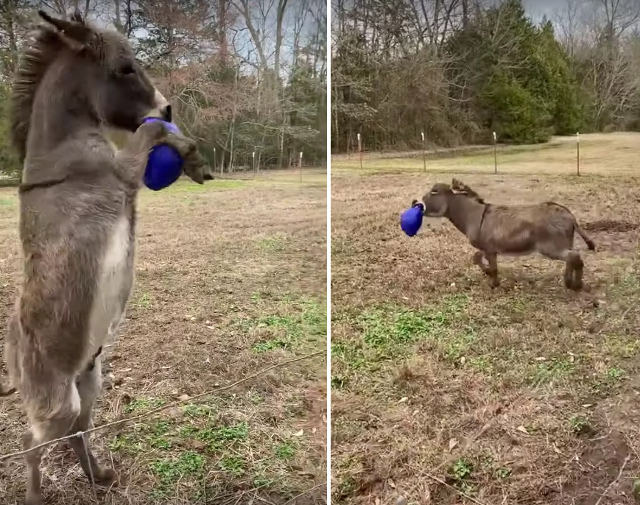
[326,1,332,502]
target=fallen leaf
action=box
[516,425,529,434]
[187,440,207,450]
[449,438,459,451]
[398,397,408,403]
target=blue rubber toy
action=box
[142,117,184,191]
[400,202,424,237]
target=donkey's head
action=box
[12,10,171,159]
[422,179,485,216]
[421,182,453,217]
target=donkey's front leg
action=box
[114,121,169,185]
[114,121,204,186]
[473,251,489,273]
[473,251,500,287]
[473,251,500,288]
[473,251,499,287]
[485,252,499,287]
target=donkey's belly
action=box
[87,215,133,362]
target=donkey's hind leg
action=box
[568,251,584,290]
[539,246,583,290]
[67,357,116,485]
[23,383,81,505]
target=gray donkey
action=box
[3,11,204,505]
[418,179,595,290]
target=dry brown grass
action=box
[0,169,327,505]
[331,134,640,505]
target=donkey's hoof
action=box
[25,493,43,505]
[95,467,117,486]
[565,277,583,290]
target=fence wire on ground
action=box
[0,350,324,462]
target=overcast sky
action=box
[522,0,566,21]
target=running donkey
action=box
[417,179,595,290]
[2,11,204,505]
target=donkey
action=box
[3,11,204,505]
[418,179,595,290]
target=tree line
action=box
[332,0,640,152]
[0,0,327,180]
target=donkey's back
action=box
[479,201,595,255]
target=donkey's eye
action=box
[120,64,135,75]
[430,190,438,195]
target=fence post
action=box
[357,132,362,170]
[421,131,426,172]
[576,132,580,176]
[493,131,497,174]
[252,151,256,176]
[299,151,303,182]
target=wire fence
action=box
[338,131,598,177]
[0,350,324,463]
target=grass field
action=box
[0,170,327,505]
[331,133,640,504]
[333,132,640,176]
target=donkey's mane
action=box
[11,25,66,161]
[452,179,486,204]
[464,187,486,204]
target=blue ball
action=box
[400,203,424,237]
[142,117,184,191]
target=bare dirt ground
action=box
[331,133,640,505]
[0,169,327,505]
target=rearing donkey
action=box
[418,179,595,290]
[3,11,204,505]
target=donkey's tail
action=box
[550,202,596,251]
[575,222,596,251]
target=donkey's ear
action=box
[70,8,85,24]
[451,179,468,194]
[38,10,96,52]
[451,178,465,192]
